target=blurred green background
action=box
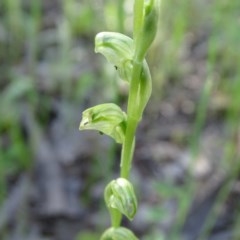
[0,0,240,239]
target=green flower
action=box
[79,103,127,144]
[105,178,138,221]
[95,31,152,119]
[100,227,138,240]
[95,31,134,82]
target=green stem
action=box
[110,208,122,228]
[112,0,146,227]
[120,117,137,178]
[120,0,145,182]
[133,0,144,41]
[120,61,142,179]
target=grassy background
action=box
[0,0,240,239]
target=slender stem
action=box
[120,0,145,180]
[113,0,146,227]
[133,0,144,41]
[113,65,141,224]
[120,62,142,179]
[120,117,137,178]
[110,208,122,228]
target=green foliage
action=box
[143,1,240,238]
[0,77,34,172]
[0,0,100,207]
[63,0,95,36]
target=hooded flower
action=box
[79,103,127,144]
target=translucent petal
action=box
[105,178,138,220]
[100,227,139,240]
[79,103,127,144]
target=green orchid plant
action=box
[79,0,159,239]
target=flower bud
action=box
[135,0,159,60]
[79,103,127,144]
[100,227,138,240]
[105,178,137,220]
[95,32,134,82]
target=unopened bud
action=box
[100,227,138,240]
[105,178,137,220]
[135,0,159,60]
